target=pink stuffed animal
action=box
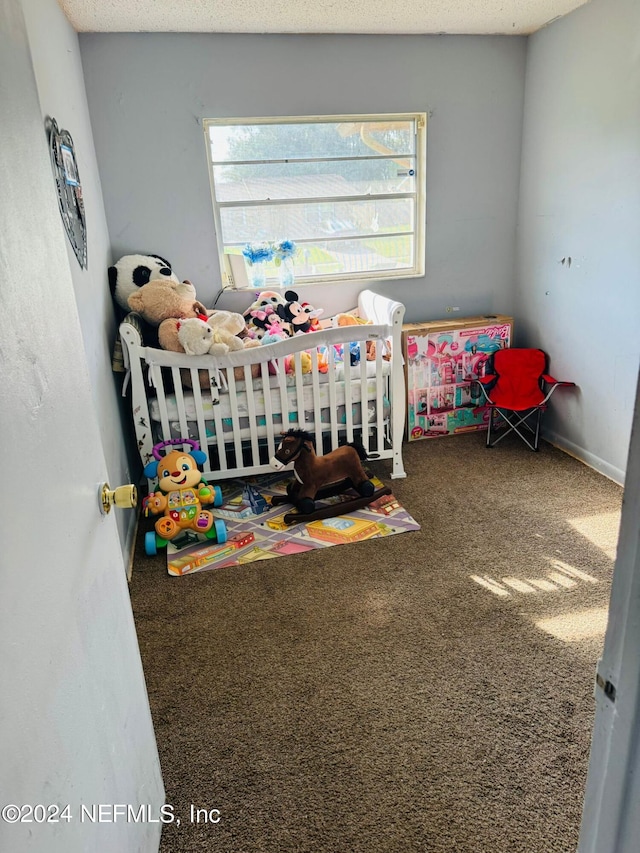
[261,317,289,345]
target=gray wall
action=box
[22,0,139,561]
[79,33,526,323]
[516,0,640,483]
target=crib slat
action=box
[171,367,190,446]
[388,328,405,477]
[360,348,369,454]
[327,345,338,451]
[189,369,211,470]
[310,344,322,453]
[276,357,289,434]
[209,370,228,473]
[244,364,260,465]
[344,345,354,444]
[294,352,306,432]
[225,367,244,469]
[152,364,172,444]
[261,360,276,461]
[376,344,384,453]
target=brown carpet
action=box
[130,433,622,853]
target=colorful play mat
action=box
[165,473,420,576]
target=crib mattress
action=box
[149,369,390,443]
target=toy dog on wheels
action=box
[142,438,227,555]
[269,429,391,524]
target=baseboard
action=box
[544,429,625,486]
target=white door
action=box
[578,367,640,853]
[0,3,164,853]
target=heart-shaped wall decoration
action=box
[47,117,87,270]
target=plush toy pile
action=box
[110,253,387,378]
[242,289,324,340]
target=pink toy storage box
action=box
[402,315,513,441]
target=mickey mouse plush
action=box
[276,290,323,334]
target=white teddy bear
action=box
[208,311,246,354]
[177,318,214,356]
[177,311,247,356]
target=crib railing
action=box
[120,291,406,486]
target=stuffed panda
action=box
[108,253,180,317]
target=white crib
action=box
[120,289,406,486]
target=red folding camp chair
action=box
[478,348,576,451]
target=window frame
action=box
[203,112,427,289]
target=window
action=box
[204,113,426,288]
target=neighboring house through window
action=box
[204,113,427,288]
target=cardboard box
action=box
[402,314,513,440]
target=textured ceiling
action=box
[59,0,591,35]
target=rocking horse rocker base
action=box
[271,479,392,525]
[269,429,391,526]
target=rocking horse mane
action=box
[282,428,315,446]
[280,429,370,461]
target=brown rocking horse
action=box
[269,429,391,522]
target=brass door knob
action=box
[101,483,138,514]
